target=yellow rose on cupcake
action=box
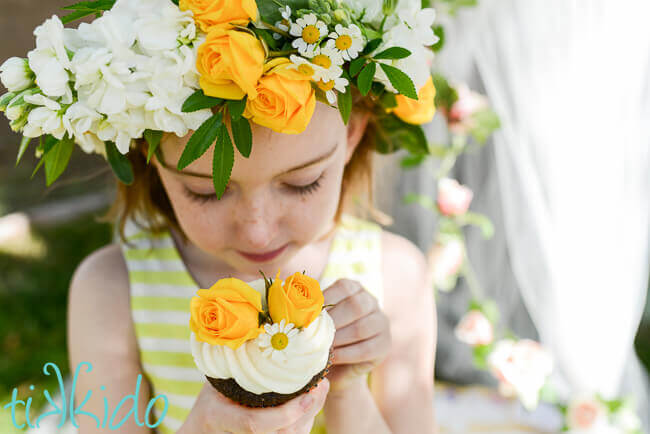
[197,28,265,100]
[268,271,324,329]
[392,75,436,125]
[190,278,264,349]
[180,0,258,32]
[244,58,316,134]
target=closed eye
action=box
[183,172,325,204]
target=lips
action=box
[237,244,288,263]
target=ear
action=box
[344,110,371,165]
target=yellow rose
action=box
[392,75,436,125]
[268,271,324,328]
[197,28,265,100]
[180,0,258,32]
[243,58,316,134]
[189,277,264,349]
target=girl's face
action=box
[152,102,367,276]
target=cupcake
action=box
[189,270,336,407]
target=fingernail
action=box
[300,394,313,410]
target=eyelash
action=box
[183,174,325,204]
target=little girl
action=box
[67,102,437,433]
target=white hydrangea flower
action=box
[346,0,383,25]
[257,319,299,363]
[327,24,364,61]
[62,102,104,153]
[273,6,292,40]
[27,16,72,100]
[0,58,33,92]
[135,3,196,53]
[24,106,67,139]
[290,14,328,57]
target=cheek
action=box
[281,166,344,241]
[158,175,228,252]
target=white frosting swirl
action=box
[190,278,336,394]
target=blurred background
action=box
[1,0,649,433]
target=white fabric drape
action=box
[451,0,650,402]
[375,0,650,425]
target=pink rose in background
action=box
[445,83,489,135]
[566,397,608,431]
[437,178,473,216]
[426,238,464,292]
[455,310,494,346]
[487,339,553,410]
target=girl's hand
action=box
[179,378,330,434]
[323,278,392,393]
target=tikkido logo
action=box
[3,362,168,430]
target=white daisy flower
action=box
[312,43,344,67]
[290,13,328,57]
[257,319,299,363]
[273,6,292,40]
[317,75,349,104]
[288,54,329,82]
[327,24,364,61]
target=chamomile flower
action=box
[317,75,349,104]
[289,54,329,82]
[273,6,292,40]
[290,14,328,57]
[327,24,364,61]
[257,319,299,363]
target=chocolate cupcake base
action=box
[206,347,333,408]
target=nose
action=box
[234,191,279,251]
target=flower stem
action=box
[268,49,299,57]
[262,21,291,38]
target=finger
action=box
[331,332,391,365]
[210,385,312,433]
[323,278,363,306]
[333,310,386,347]
[327,290,378,329]
[277,379,330,434]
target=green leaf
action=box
[357,62,376,96]
[402,193,436,210]
[373,113,428,155]
[431,25,445,52]
[212,124,235,200]
[362,38,382,55]
[379,90,397,108]
[144,130,163,164]
[30,135,58,179]
[252,27,280,51]
[400,153,427,169]
[181,90,224,113]
[231,117,252,158]
[469,108,501,144]
[472,344,493,370]
[177,113,223,170]
[379,63,417,99]
[460,211,495,239]
[432,73,458,112]
[15,136,31,167]
[105,141,134,185]
[44,135,74,186]
[373,46,411,60]
[337,85,352,125]
[60,0,116,23]
[257,0,308,23]
[227,98,247,121]
[348,57,366,77]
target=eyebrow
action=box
[155,142,338,179]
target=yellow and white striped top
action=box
[118,213,384,434]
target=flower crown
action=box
[0,0,438,196]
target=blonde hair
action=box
[101,94,389,245]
